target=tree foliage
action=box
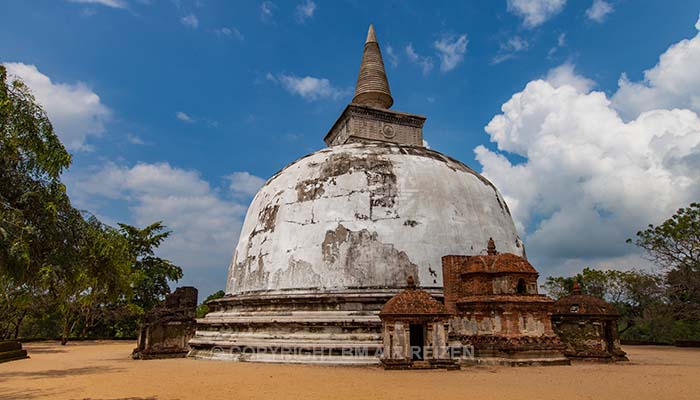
[119,222,183,312]
[545,202,700,343]
[630,203,700,320]
[0,65,183,341]
[196,290,225,318]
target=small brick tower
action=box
[552,282,628,362]
[442,239,569,366]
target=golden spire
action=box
[352,24,393,109]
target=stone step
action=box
[0,341,22,353]
[0,349,28,363]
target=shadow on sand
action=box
[0,365,123,382]
[0,387,71,399]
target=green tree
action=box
[2,65,185,342]
[119,222,183,312]
[630,203,700,320]
[0,64,74,282]
[543,267,664,337]
[196,290,225,318]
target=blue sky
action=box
[2,0,700,297]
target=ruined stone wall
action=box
[133,287,198,360]
[554,320,607,355]
[449,307,552,337]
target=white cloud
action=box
[547,33,567,57]
[181,14,199,28]
[295,0,316,22]
[66,162,263,280]
[493,35,529,64]
[612,24,700,120]
[226,172,266,198]
[3,62,111,151]
[476,43,700,276]
[126,133,146,145]
[405,43,434,75]
[215,27,244,41]
[434,34,468,72]
[385,45,399,68]
[268,73,349,101]
[260,1,275,21]
[586,0,614,23]
[545,63,595,93]
[176,111,194,122]
[507,0,567,28]
[68,0,126,8]
[696,14,700,31]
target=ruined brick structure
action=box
[552,282,628,362]
[190,25,525,364]
[133,286,198,360]
[442,239,569,366]
[379,276,458,370]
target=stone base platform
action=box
[452,336,571,366]
[0,341,29,363]
[189,288,441,364]
[381,359,460,370]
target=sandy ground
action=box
[1,342,699,400]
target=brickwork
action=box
[441,242,569,366]
[325,104,425,147]
[552,284,628,361]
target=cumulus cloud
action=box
[226,172,266,198]
[66,162,264,290]
[180,14,199,28]
[586,0,614,23]
[267,73,349,101]
[434,34,468,72]
[67,0,126,8]
[295,0,316,22]
[612,22,700,120]
[3,62,111,151]
[545,63,595,93]
[507,0,567,28]
[475,27,700,275]
[405,43,434,75]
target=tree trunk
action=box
[61,313,71,345]
[13,310,26,339]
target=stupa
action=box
[189,25,525,364]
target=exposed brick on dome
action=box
[462,253,538,274]
[380,288,450,317]
[553,294,619,316]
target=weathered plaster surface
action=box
[227,142,524,295]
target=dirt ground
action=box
[1,341,699,400]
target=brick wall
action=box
[325,104,426,147]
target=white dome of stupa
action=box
[227,141,524,295]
